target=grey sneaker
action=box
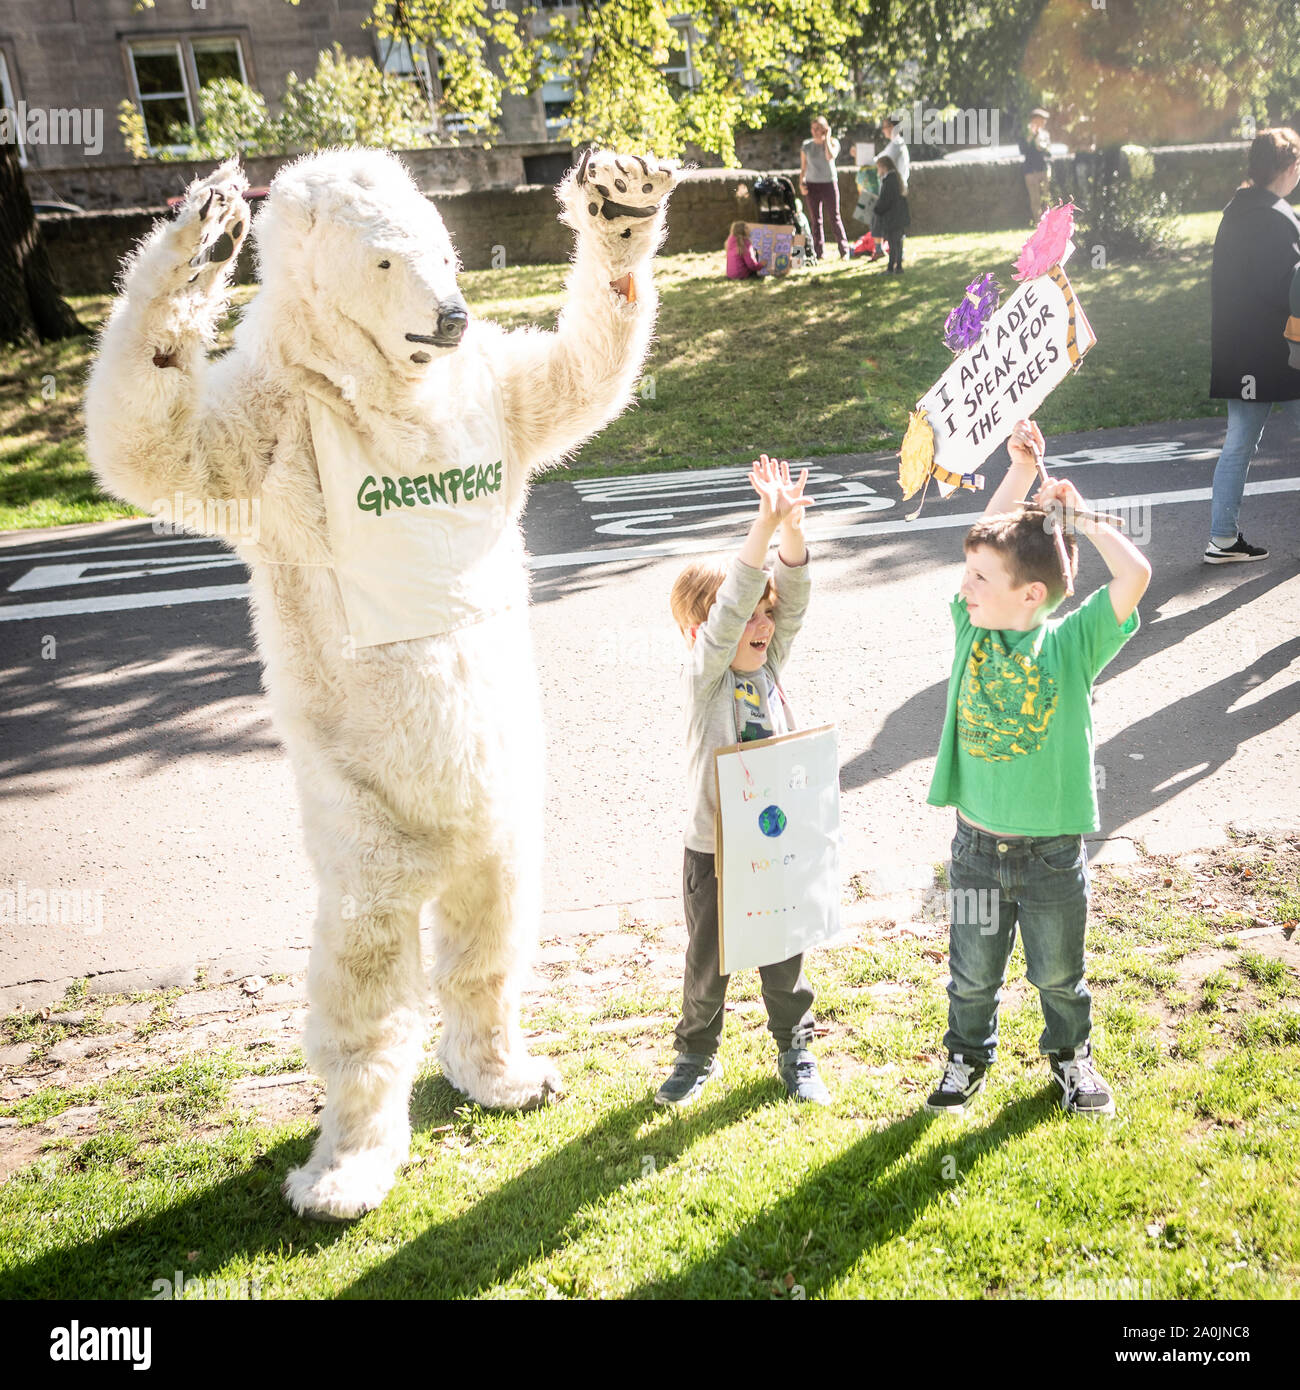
[1049,1043,1115,1118]
[655,1052,720,1106]
[924,1053,987,1114]
[777,1047,831,1105]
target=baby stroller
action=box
[751,173,814,244]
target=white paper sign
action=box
[916,266,1096,477]
[715,725,841,975]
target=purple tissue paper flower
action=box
[943,272,1000,353]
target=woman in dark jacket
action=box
[1206,127,1300,562]
[872,156,910,273]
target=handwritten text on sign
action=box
[916,267,1096,476]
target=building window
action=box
[192,38,247,90]
[663,17,699,90]
[0,51,24,166]
[541,77,572,134]
[127,36,248,154]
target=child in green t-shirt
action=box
[925,418,1152,1119]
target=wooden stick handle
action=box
[1014,498,1126,530]
[1026,442,1074,597]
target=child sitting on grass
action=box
[925,418,1152,1120]
[657,454,829,1107]
[726,220,764,279]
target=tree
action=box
[0,140,85,347]
[1024,0,1300,149]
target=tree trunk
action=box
[0,139,85,347]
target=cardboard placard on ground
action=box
[744,222,809,275]
[714,724,841,975]
[916,265,1096,476]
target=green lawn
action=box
[1,838,1296,1300]
[0,214,1223,530]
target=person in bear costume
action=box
[85,146,678,1219]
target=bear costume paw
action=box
[559,148,678,280]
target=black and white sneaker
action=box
[1049,1043,1115,1118]
[924,1053,986,1114]
[1204,533,1268,564]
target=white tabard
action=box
[306,367,525,648]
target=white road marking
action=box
[529,477,1300,569]
[1,475,1296,619]
[0,585,252,622]
[8,555,243,592]
[0,535,216,563]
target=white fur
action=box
[85,147,673,1221]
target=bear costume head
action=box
[245,148,472,406]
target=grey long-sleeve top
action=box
[682,552,811,853]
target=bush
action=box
[1074,144,1186,262]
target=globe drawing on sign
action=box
[758,804,787,838]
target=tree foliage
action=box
[1024,0,1300,148]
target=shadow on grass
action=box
[0,1075,776,1300]
[627,1087,1052,1298]
[339,1075,780,1298]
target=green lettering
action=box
[381,476,400,511]
[356,475,382,515]
[493,461,502,492]
[427,472,447,504]
[414,476,430,505]
[462,467,477,502]
[400,475,416,507]
[445,468,463,503]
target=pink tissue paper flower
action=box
[1013,202,1075,281]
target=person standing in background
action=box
[879,113,911,187]
[800,116,850,261]
[1205,127,1300,562]
[1021,108,1053,223]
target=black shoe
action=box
[654,1053,720,1106]
[1049,1042,1115,1118]
[924,1053,986,1114]
[1204,533,1268,564]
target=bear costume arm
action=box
[489,151,677,475]
[85,160,266,521]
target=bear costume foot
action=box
[283,1142,407,1222]
[440,1047,565,1111]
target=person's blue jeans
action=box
[1210,398,1300,540]
[943,818,1092,1066]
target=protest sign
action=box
[915,264,1095,476]
[744,222,808,275]
[714,725,841,975]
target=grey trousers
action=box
[673,847,816,1055]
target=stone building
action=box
[0,0,550,170]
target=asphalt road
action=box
[2,417,1298,1007]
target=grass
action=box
[0,214,1225,529]
[1,843,1296,1300]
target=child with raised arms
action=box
[656,455,830,1107]
[925,418,1151,1119]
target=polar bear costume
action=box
[84,147,676,1219]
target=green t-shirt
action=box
[927,586,1139,836]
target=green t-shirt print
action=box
[927,586,1139,836]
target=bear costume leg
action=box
[432,840,562,1110]
[283,868,427,1222]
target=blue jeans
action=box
[1210,398,1300,539]
[943,818,1092,1066]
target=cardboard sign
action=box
[744,222,808,275]
[714,725,841,975]
[915,265,1096,475]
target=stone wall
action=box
[24,143,571,211]
[41,143,1253,296]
